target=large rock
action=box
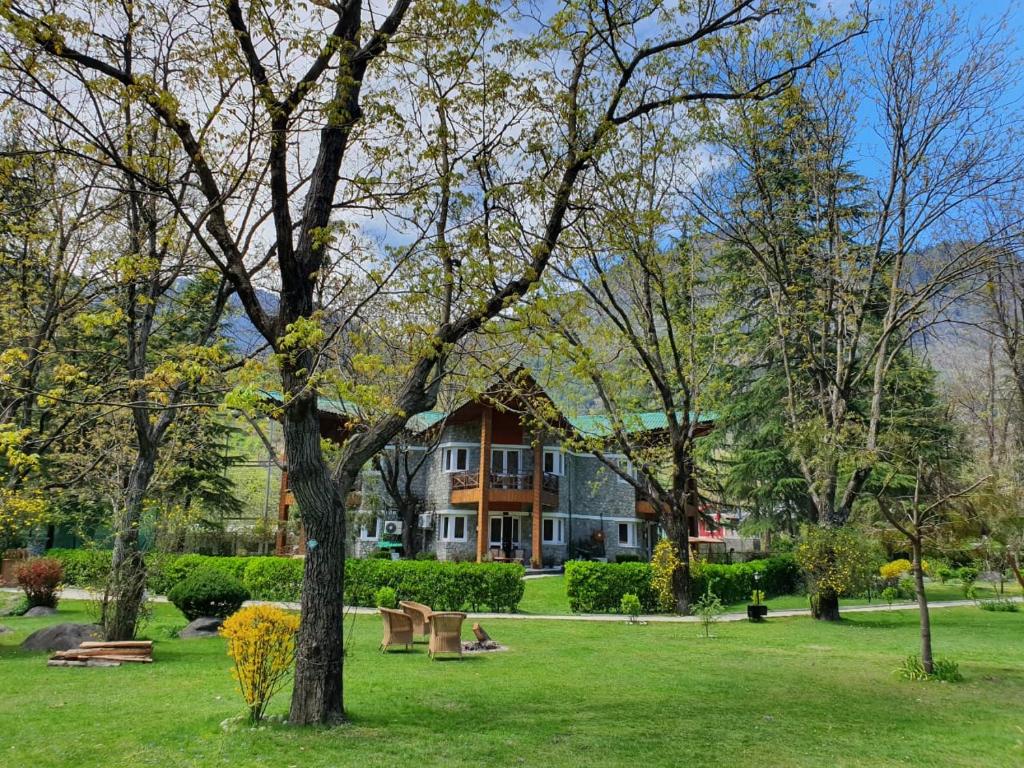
[23,606,58,618]
[0,624,11,634]
[179,616,224,639]
[21,623,102,652]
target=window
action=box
[542,517,565,544]
[618,522,636,547]
[615,457,634,485]
[359,517,379,541]
[489,516,521,546]
[543,449,564,476]
[442,447,468,472]
[439,514,467,542]
[491,448,521,475]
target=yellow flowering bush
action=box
[220,605,300,723]
[880,558,930,584]
[879,559,912,582]
[651,538,681,613]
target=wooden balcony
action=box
[450,471,559,507]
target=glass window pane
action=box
[543,519,553,541]
[454,516,465,540]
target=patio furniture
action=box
[379,608,414,652]
[428,612,467,659]
[512,548,526,564]
[400,600,433,639]
[490,547,511,563]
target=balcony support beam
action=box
[476,406,493,562]
[531,441,543,569]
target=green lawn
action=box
[518,575,1023,615]
[1,599,1022,767]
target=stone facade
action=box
[347,415,654,565]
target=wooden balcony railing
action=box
[449,471,559,494]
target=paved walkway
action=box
[6,586,1017,624]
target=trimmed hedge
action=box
[565,556,802,614]
[242,557,304,602]
[345,560,525,612]
[47,549,526,612]
[564,561,658,613]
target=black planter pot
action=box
[747,604,768,622]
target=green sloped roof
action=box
[569,411,716,437]
[260,390,446,432]
[260,390,712,437]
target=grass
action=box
[1,599,1022,767]
[517,575,1023,615]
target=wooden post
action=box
[476,406,493,562]
[531,441,543,569]
[275,466,290,556]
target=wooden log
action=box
[53,651,149,663]
[78,641,153,649]
[472,623,491,643]
[48,659,122,667]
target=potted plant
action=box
[747,589,768,621]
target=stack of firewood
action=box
[48,640,153,667]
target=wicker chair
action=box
[428,612,467,659]
[379,607,414,652]
[399,600,432,640]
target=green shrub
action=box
[881,586,899,606]
[896,654,963,683]
[978,597,1019,612]
[243,558,305,602]
[564,560,657,613]
[375,586,398,609]
[565,555,801,613]
[168,567,250,621]
[620,593,642,623]
[615,554,643,563]
[344,560,524,612]
[46,548,109,587]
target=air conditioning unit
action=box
[383,520,404,536]
[417,513,434,530]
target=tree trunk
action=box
[812,589,841,621]
[283,387,349,725]
[106,446,156,641]
[912,537,933,674]
[400,501,419,557]
[1009,552,1024,591]
[663,507,692,614]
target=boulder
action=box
[179,616,224,639]
[23,606,58,618]
[21,623,102,652]
[0,624,12,634]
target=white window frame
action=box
[615,457,635,485]
[543,448,565,476]
[438,514,468,542]
[488,515,522,546]
[617,521,636,547]
[442,447,469,473]
[491,447,521,475]
[359,516,379,541]
[542,517,565,544]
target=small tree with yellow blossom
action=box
[221,606,300,724]
[651,539,682,613]
[795,526,878,621]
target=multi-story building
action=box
[274,375,719,566]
